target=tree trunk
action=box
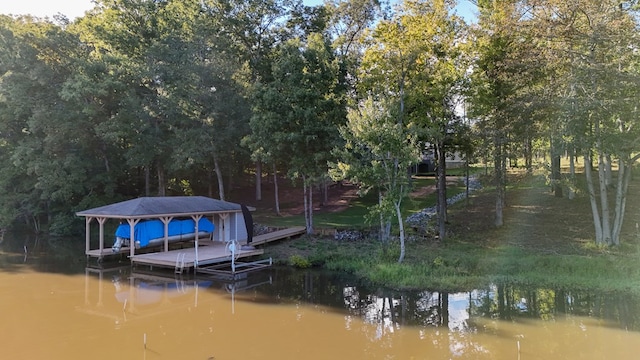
[213,153,225,201]
[436,140,447,241]
[584,153,604,244]
[502,142,507,208]
[308,181,313,234]
[605,154,613,188]
[323,179,329,206]
[303,178,309,229]
[395,199,405,263]
[612,158,633,245]
[494,137,504,227]
[255,161,262,201]
[525,136,533,174]
[379,190,391,244]
[273,163,280,216]
[157,164,166,196]
[597,150,612,245]
[568,145,576,200]
[303,177,313,234]
[465,155,470,206]
[145,165,150,197]
[552,153,562,197]
[549,135,562,197]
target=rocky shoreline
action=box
[405,176,482,229]
[332,176,482,241]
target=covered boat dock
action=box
[76,196,275,272]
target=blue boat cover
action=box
[115,218,215,247]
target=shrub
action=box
[289,254,312,268]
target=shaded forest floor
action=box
[232,169,640,291]
[447,172,631,253]
[230,170,640,251]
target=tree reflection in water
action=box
[262,267,640,334]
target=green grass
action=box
[267,235,640,293]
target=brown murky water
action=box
[1,255,640,359]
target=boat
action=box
[112,218,215,252]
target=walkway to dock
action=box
[251,226,306,245]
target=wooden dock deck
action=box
[130,242,263,269]
[128,226,306,270]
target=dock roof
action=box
[76,196,242,219]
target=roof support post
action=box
[128,218,140,259]
[159,216,172,252]
[97,217,107,253]
[192,214,203,268]
[85,217,93,255]
[219,213,229,243]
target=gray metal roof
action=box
[76,196,242,219]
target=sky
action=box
[0,0,477,22]
[0,0,94,19]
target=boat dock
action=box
[77,196,309,275]
[128,226,307,272]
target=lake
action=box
[1,235,639,359]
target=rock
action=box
[406,176,482,231]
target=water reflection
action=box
[1,248,640,359]
[81,265,274,324]
[260,267,640,333]
[80,265,640,336]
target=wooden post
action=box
[235,212,238,243]
[160,217,172,252]
[128,218,140,259]
[192,214,203,268]
[85,217,92,255]
[97,217,107,253]
[219,213,229,242]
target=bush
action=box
[289,254,312,268]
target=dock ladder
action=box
[175,252,186,274]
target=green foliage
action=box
[289,254,312,268]
[1,0,640,253]
[272,234,640,293]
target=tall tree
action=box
[250,33,345,233]
[470,0,528,227]
[209,0,296,201]
[401,0,469,241]
[332,97,420,262]
[0,15,124,234]
[325,0,380,102]
[357,0,469,241]
[76,0,252,200]
[527,0,640,245]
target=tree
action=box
[401,0,469,241]
[76,0,253,200]
[250,33,346,233]
[332,97,420,262]
[356,0,469,241]
[469,0,529,227]
[325,0,381,102]
[0,15,116,234]
[209,0,296,202]
[528,0,640,245]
